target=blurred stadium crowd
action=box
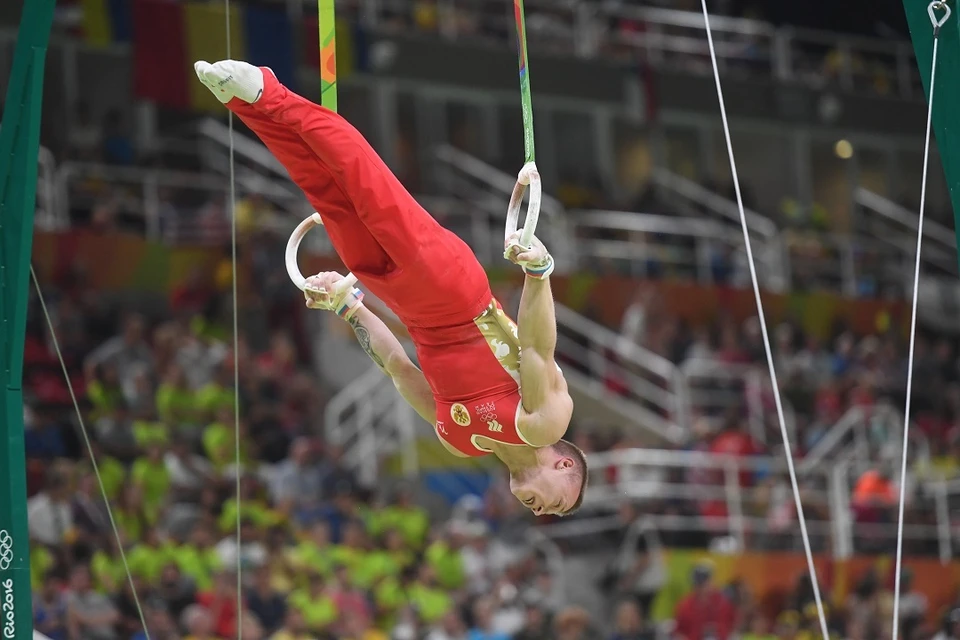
[10,0,960,640]
[23,271,572,640]
[20,244,960,640]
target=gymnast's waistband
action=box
[402,288,493,335]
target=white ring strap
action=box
[505,161,542,249]
[285,212,358,294]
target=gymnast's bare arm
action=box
[304,272,437,425]
[505,235,574,447]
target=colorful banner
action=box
[80,0,132,47]
[513,274,909,341]
[182,2,246,113]
[654,549,960,627]
[32,232,907,342]
[132,0,296,113]
[32,232,223,294]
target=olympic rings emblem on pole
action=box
[0,531,12,571]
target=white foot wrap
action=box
[194,59,265,104]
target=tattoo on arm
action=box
[348,316,385,369]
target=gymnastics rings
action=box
[284,212,358,294]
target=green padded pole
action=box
[0,0,56,637]
[902,0,960,267]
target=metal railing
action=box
[56,162,235,243]
[554,303,689,443]
[568,209,761,285]
[782,230,923,298]
[524,526,568,602]
[680,359,795,447]
[355,1,919,99]
[415,194,505,266]
[603,6,919,98]
[558,446,950,561]
[363,0,599,55]
[855,187,958,278]
[36,146,65,230]
[434,144,576,271]
[50,146,929,302]
[196,118,312,211]
[649,169,788,291]
[324,364,419,487]
[800,404,930,475]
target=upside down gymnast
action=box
[194,60,587,516]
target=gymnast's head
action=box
[509,439,588,517]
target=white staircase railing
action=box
[434,144,576,272]
[415,194,505,266]
[680,359,796,447]
[359,1,919,100]
[554,303,688,443]
[195,118,338,254]
[196,119,307,204]
[799,403,930,475]
[855,187,957,277]
[568,209,759,284]
[56,162,235,242]
[36,146,65,230]
[543,446,948,561]
[650,168,788,291]
[197,118,291,177]
[324,365,419,487]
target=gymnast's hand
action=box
[304,271,347,310]
[504,230,554,280]
[304,272,365,320]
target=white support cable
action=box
[698,1,830,638]
[893,4,951,638]
[29,266,151,640]
[223,0,244,637]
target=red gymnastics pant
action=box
[227,70,493,332]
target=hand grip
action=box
[505,161,542,250]
[285,212,359,294]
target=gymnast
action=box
[194,60,586,516]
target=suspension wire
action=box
[223,0,244,636]
[893,4,951,638]
[698,1,830,637]
[28,266,151,640]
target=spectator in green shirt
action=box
[217,475,277,534]
[289,572,339,635]
[408,564,452,624]
[289,521,336,577]
[156,363,202,432]
[127,529,171,582]
[171,524,222,591]
[130,443,170,516]
[370,489,430,550]
[131,412,167,448]
[85,363,124,422]
[112,483,151,542]
[425,534,466,591]
[81,449,125,502]
[91,540,127,594]
[203,407,252,473]
[196,363,237,422]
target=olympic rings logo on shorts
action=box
[0,531,12,571]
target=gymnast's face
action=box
[509,450,579,517]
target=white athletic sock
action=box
[193,59,265,104]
